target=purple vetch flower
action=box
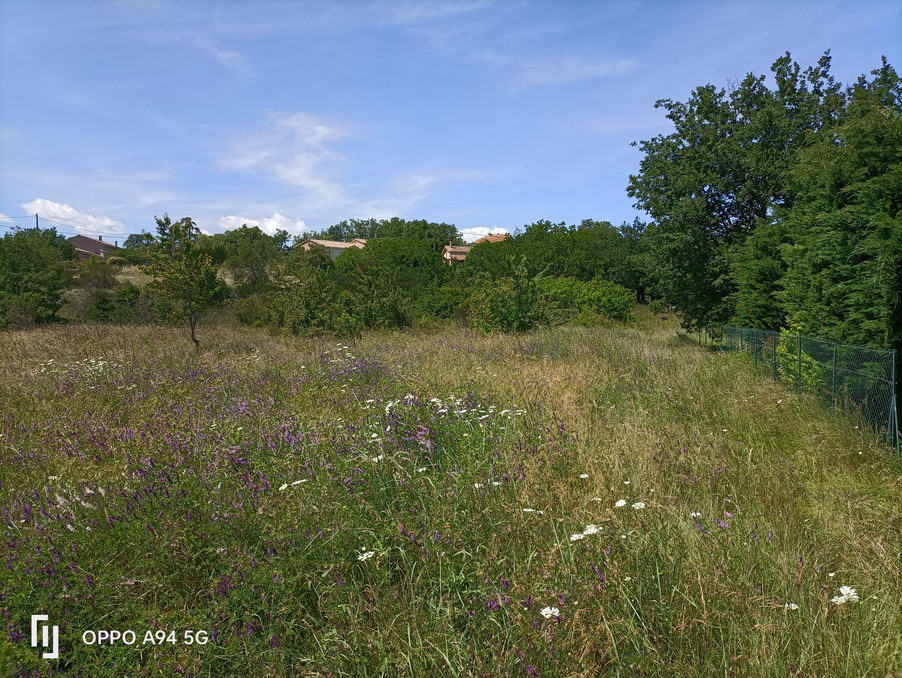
[433,531,440,544]
[269,635,281,648]
[589,562,605,582]
[767,530,774,542]
[527,666,538,676]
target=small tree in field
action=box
[143,215,221,346]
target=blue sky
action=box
[1,1,899,243]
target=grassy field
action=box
[2,309,900,677]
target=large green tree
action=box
[779,58,902,349]
[628,52,846,329]
[0,227,75,328]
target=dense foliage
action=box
[629,52,901,358]
[0,227,75,328]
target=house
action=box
[296,238,367,259]
[442,244,471,264]
[68,234,122,260]
[473,233,511,245]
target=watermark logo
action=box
[31,614,59,659]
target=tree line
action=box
[628,51,901,355]
[0,215,649,342]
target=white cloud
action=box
[516,57,636,86]
[459,225,509,243]
[222,112,349,213]
[217,213,308,236]
[21,198,126,235]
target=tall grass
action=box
[1,309,900,676]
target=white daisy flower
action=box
[615,499,627,508]
[357,551,375,562]
[539,606,560,619]
[579,474,589,479]
[570,532,586,542]
[583,524,599,535]
[632,502,646,510]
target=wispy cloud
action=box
[222,112,350,213]
[22,198,126,235]
[583,110,671,135]
[217,213,308,236]
[516,56,636,86]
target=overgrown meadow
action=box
[2,310,901,676]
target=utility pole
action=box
[35,213,39,229]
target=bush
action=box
[536,277,634,323]
[466,260,545,334]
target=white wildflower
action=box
[357,551,375,562]
[623,480,631,485]
[830,586,859,605]
[278,483,288,491]
[291,480,307,485]
[473,483,483,489]
[417,467,427,473]
[540,606,560,619]
[590,497,603,502]
[784,603,799,610]
[570,532,585,542]
[583,524,599,535]
[579,474,589,479]
[372,455,384,462]
[690,512,701,518]
[522,508,536,513]
[615,499,627,508]
[632,502,646,510]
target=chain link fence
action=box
[698,325,898,452]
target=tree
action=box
[779,58,902,348]
[627,52,846,329]
[143,215,223,346]
[0,227,75,328]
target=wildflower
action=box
[291,480,307,485]
[473,483,483,489]
[357,551,375,562]
[539,606,560,619]
[522,508,536,513]
[491,481,501,487]
[583,524,599,535]
[278,484,288,491]
[632,502,646,510]
[372,455,384,462]
[615,499,627,508]
[417,467,426,473]
[623,480,630,485]
[579,474,589,479]
[570,532,585,542]
[827,572,836,578]
[590,497,603,502]
[784,603,799,610]
[830,586,859,605]
[690,512,701,518]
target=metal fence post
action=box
[892,348,898,453]
[831,343,837,412]
[772,332,778,382]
